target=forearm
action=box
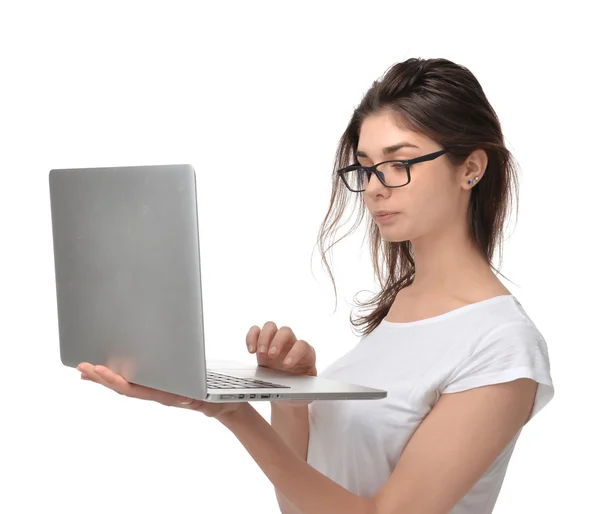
[271,403,309,459]
[271,403,310,513]
[219,403,375,514]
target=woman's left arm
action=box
[217,403,374,514]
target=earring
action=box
[467,177,479,185]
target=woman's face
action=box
[357,111,484,243]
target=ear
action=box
[461,148,488,188]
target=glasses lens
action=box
[342,162,409,191]
[343,166,368,191]
[376,161,409,187]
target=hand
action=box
[247,322,317,376]
[246,322,317,407]
[76,363,245,421]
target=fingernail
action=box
[269,347,277,355]
[285,357,292,365]
[179,397,194,405]
[259,345,266,354]
[248,344,254,352]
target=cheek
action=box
[394,179,454,234]
[373,172,458,240]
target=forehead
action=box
[357,112,424,157]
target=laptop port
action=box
[260,394,270,399]
[238,394,245,399]
[249,394,256,399]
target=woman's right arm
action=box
[271,403,310,514]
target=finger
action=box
[81,364,132,396]
[175,396,205,410]
[267,326,296,358]
[79,364,163,403]
[77,363,104,384]
[94,366,177,403]
[93,365,135,395]
[257,321,278,355]
[78,363,201,407]
[282,340,313,368]
[246,325,261,353]
[77,362,94,374]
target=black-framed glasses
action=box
[337,149,449,192]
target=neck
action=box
[408,221,498,297]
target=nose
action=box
[363,170,390,198]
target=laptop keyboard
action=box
[206,371,291,390]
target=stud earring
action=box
[467,177,479,185]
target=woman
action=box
[77,57,554,514]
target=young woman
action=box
[77,57,554,514]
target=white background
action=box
[1,1,598,513]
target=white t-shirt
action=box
[307,294,554,514]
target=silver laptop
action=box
[48,164,386,403]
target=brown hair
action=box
[315,57,519,337]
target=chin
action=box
[379,229,409,243]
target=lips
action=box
[374,212,397,223]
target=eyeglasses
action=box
[337,149,449,192]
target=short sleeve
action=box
[441,322,555,423]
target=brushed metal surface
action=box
[49,164,208,400]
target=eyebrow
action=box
[356,142,420,159]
